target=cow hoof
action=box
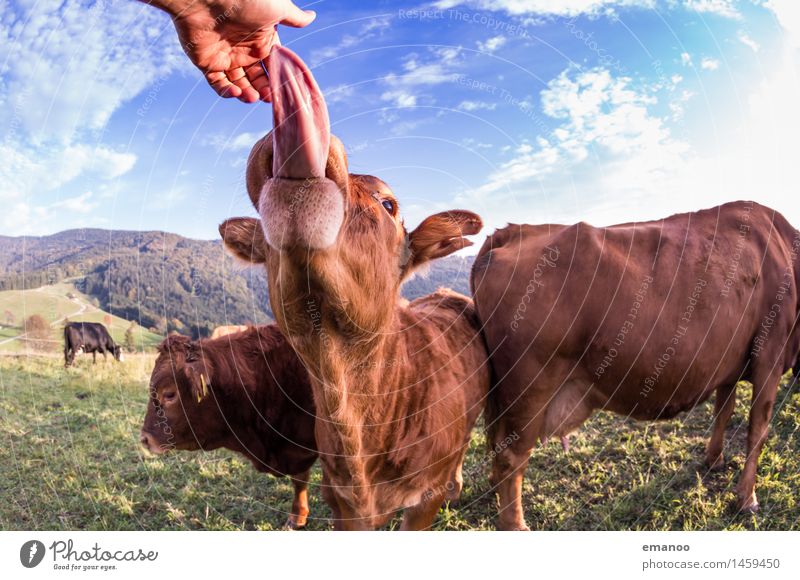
[705,454,725,472]
[284,517,307,530]
[497,521,531,531]
[738,501,759,515]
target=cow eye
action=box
[162,390,177,402]
[381,199,395,214]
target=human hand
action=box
[147,0,316,103]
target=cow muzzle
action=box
[261,45,344,251]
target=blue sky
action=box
[1,0,798,244]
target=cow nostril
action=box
[139,432,151,448]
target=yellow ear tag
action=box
[198,374,209,402]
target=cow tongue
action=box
[268,45,330,179]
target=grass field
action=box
[0,354,798,531]
[0,281,163,353]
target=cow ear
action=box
[220,217,269,264]
[157,334,191,355]
[402,211,483,279]
[183,353,211,404]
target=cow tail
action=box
[483,367,501,454]
[470,250,502,453]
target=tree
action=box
[155,317,168,335]
[124,322,137,353]
[4,310,14,326]
[24,314,52,351]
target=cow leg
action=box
[735,368,781,513]
[335,501,371,530]
[285,469,311,530]
[320,472,344,530]
[92,351,96,364]
[319,471,369,530]
[444,443,470,506]
[401,492,445,530]
[791,354,800,389]
[705,384,737,470]
[492,440,533,531]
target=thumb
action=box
[281,6,316,28]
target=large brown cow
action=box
[139,326,317,529]
[219,45,490,530]
[472,201,800,530]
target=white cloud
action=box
[381,48,463,108]
[150,185,188,210]
[310,16,391,64]
[738,32,760,52]
[683,0,740,19]
[0,0,184,145]
[473,68,687,196]
[454,67,692,230]
[461,138,494,149]
[0,0,179,236]
[325,84,357,105]
[477,35,507,53]
[381,90,418,108]
[766,0,800,47]
[432,0,655,17]
[203,132,263,153]
[668,89,695,120]
[458,100,498,111]
[435,0,743,19]
[0,143,136,200]
[680,52,693,66]
[0,192,111,236]
[457,22,800,232]
[51,191,97,214]
[700,57,720,70]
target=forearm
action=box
[139,0,212,18]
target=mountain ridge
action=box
[0,228,475,338]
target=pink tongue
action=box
[268,45,330,179]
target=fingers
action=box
[228,66,260,103]
[281,7,316,28]
[245,61,272,102]
[206,67,265,103]
[206,71,243,99]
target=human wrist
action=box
[144,0,214,19]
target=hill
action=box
[0,282,163,353]
[0,228,474,340]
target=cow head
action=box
[113,344,123,362]
[220,45,482,348]
[139,335,220,455]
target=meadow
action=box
[0,282,163,354]
[0,354,797,531]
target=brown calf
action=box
[139,326,317,529]
[220,45,490,530]
[472,201,800,530]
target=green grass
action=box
[0,281,163,353]
[0,354,798,530]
